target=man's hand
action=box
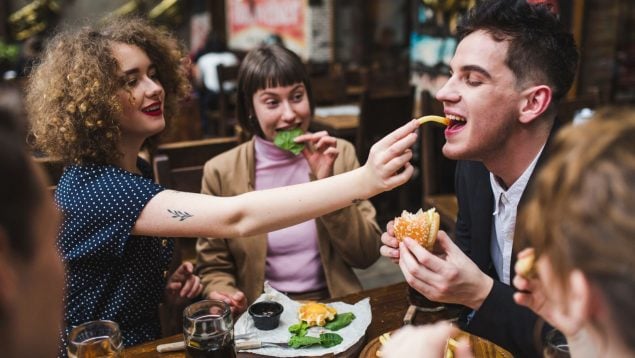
[379,220,400,264]
[399,231,493,309]
[166,262,203,301]
[207,290,248,317]
[296,131,339,180]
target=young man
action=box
[380,1,578,356]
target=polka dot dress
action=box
[55,159,174,356]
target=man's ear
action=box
[519,85,552,124]
[0,229,19,317]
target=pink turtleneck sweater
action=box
[253,136,326,293]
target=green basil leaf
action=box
[288,321,308,337]
[319,333,344,348]
[288,335,321,348]
[324,312,356,331]
[274,128,305,155]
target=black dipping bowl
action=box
[248,301,284,330]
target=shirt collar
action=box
[490,145,545,213]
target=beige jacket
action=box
[196,138,381,303]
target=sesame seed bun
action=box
[393,208,440,250]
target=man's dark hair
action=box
[0,108,42,259]
[458,0,579,102]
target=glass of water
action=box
[183,299,236,358]
[67,320,123,358]
[544,328,570,358]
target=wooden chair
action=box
[556,93,600,125]
[153,136,239,260]
[34,156,65,193]
[420,90,458,234]
[215,64,241,136]
[356,87,415,224]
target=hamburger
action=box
[393,208,440,250]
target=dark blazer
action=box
[454,125,560,357]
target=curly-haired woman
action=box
[26,17,418,353]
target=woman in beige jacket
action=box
[196,44,382,315]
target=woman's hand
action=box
[362,119,419,194]
[206,290,248,317]
[295,131,339,179]
[165,262,203,302]
[512,249,580,336]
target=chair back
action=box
[356,87,414,161]
[356,87,414,224]
[216,64,241,136]
[34,156,65,193]
[420,90,457,233]
[153,136,239,194]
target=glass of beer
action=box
[183,299,236,358]
[67,320,123,358]
[544,329,570,358]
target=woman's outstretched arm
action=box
[132,119,419,238]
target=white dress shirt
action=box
[489,147,544,284]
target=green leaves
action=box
[288,333,344,349]
[288,321,309,337]
[324,312,356,331]
[287,312,354,349]
[288,335,321,348]
[319,333,344,348]
[274,128,305,155]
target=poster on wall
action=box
[226,0,308,58]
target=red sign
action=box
[226,0,307,57]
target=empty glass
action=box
[544,329,571,358]
[183,299,236,358]
[67,320,123,358]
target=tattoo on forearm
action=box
[168,209,193,221]
[352,198,362,204]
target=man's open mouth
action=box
[446,114,467,130]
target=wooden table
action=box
[124,282,463,357]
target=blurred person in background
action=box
[513,107,635,357]
[0,107,64,358]
[192,33,239,137]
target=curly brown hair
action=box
[26,17,191,165]
[517,107,635,349]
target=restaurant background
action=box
[1,0,633,103]
[0,0,634,225]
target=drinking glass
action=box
[544,329,571,358]
[407,285,445,312]
[183,299,236,358]
[67,320,123,358]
